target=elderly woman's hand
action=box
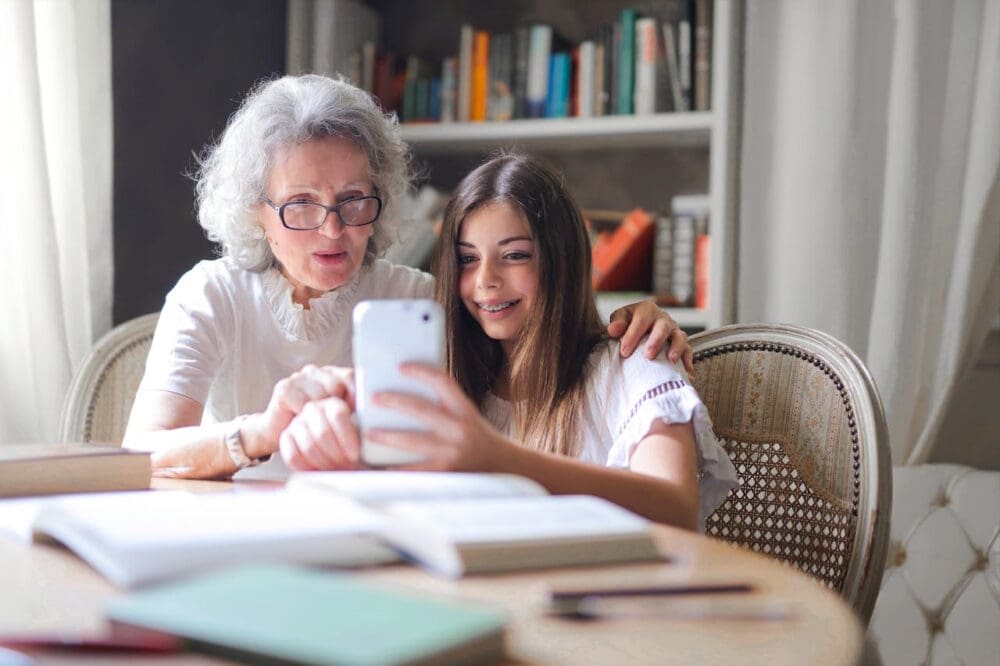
[607,300,694,374]
[242,365,356,461]
[279,396,363,470]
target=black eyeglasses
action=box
[260,194,383,230]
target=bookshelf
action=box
[289,0,743,332]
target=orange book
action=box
[591,208,655,291]
[694,232,710,309]
[471,31,490,122]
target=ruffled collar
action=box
[261,265,363,341]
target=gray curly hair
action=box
[194,74,413,271]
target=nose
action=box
[317,211,346,238]
[476,257,501,290]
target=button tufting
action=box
[926,610,944,635]
[974,551,989,571]
[938,493,950,507]
[889,541,906,568]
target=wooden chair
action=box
[690,323,892,625]
[58,313,159,444]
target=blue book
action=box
[106,564,508,666]
[546,52,571,118]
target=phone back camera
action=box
[422,313,430,322]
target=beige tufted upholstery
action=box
[689,324,892,625]
[58,313,159,444]
[869,464,1000,665]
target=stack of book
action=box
[588,197,710,309]
[653,194,711,308]
[313,1,715,123]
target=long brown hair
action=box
[432,153,607,456]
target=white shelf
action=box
[399,112,713,153]
[596,293,711,330]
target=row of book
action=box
[331,1,714,124]
[590,195,710,309]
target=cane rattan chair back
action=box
[59,313,159,444]
[689,323,892,625]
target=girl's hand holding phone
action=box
[363,363,515,473]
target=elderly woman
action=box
[123,74,691,480]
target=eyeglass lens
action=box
[282,198,379,229]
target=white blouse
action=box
[481,343,739,529]
[138,257,434,479]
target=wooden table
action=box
[0,479,862,665]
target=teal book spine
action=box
[617,8,636,115]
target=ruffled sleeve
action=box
[594,345,740,530]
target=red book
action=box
[591,208,655,291]
[694,232,710,309]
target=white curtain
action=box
[0,0,113,443]
[739,0,1000,464]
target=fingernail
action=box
[621,346,632,356]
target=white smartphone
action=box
[352,299,445,467]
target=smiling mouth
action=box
[477,299,520,313]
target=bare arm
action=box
[124,365,355,479]
[123,390,260,479]
[489,420,700,530]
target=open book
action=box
[2,472,662,587]
[287,471,663,578]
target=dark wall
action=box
[112,0,286,323]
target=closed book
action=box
[526,24,552,118]
[415,78,430,121]
[662,22,687,111]
[457,24,474,122]
[616,8,637,115]
[107,564,508,666]
[678,1,693,109]
[0,443,150,498]
[591,208,656,292]
[671,215,696,307]
[633,17,658,115]
[599,23,615,115]
[652,215,675,305]
[440,57,457,123]
[470,30,490,122]
[512,26,530,118]
[428,77,442,121]
[695,232,710,309]
[694,0,712,110]
[545,52,571,118]
[576,40,596,117]
[487,32,514,122]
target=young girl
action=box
[280,154,737,530]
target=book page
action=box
[34,490,387,548]
[386,495,650,543]
[287,471,547,505]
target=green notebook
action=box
[105,564,507,665]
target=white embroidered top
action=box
[138,257,433,479]
[480,342,740,530]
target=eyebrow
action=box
[456,236,534,248]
